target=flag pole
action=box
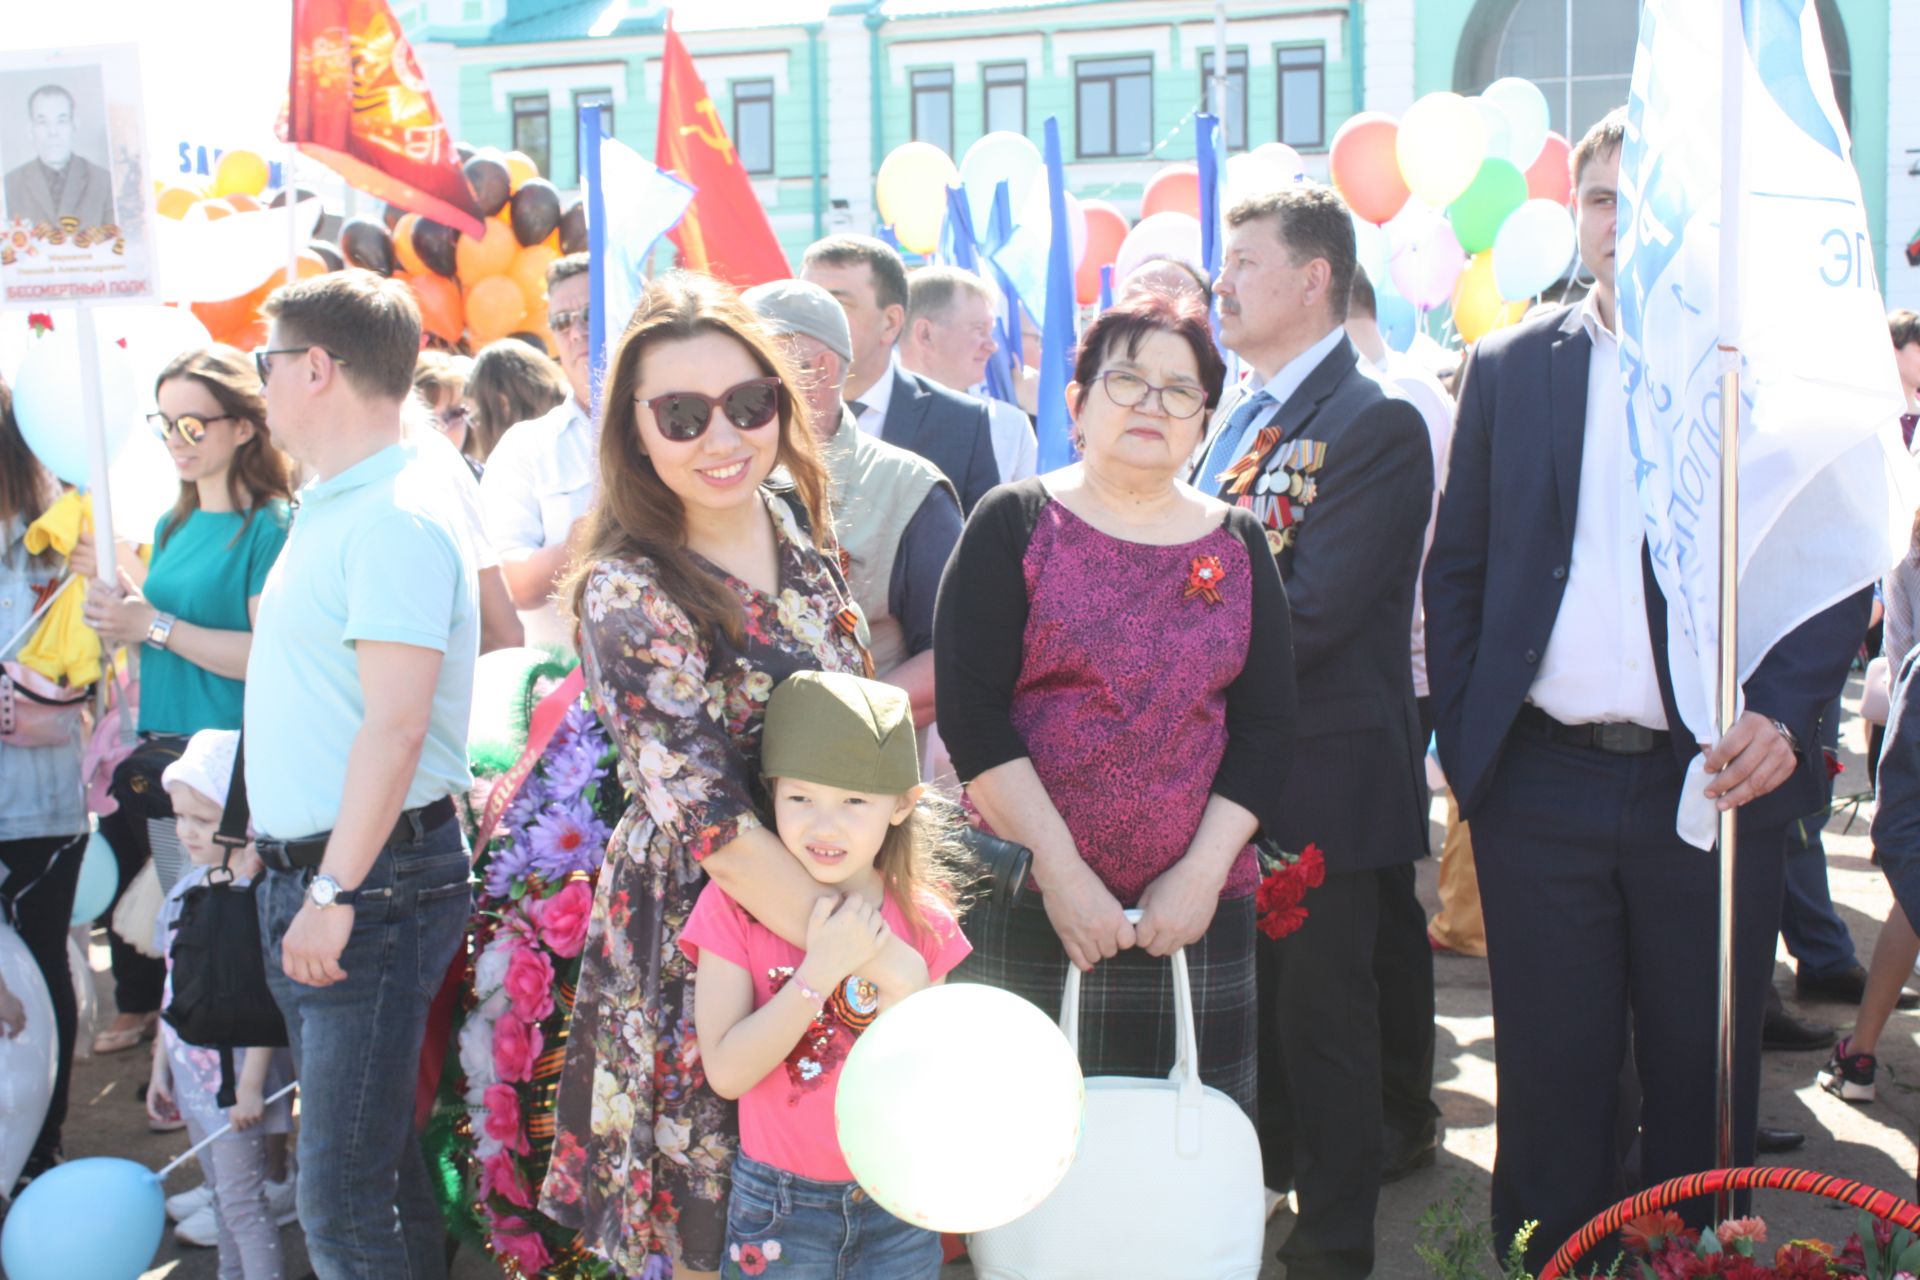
[1712,0,1746,1208]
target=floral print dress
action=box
[539,494,866,1275]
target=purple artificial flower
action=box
[639,1254,673,1280]
[483,833,538,898]
[528,801,611,879]
[541,732,604,799]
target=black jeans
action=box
[96,804,165,1014]
[0,833,88,1170]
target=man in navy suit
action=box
[1424,110,1869,1268]
[800,234,1001,512]
[1192,184,1433,1280]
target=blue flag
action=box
[1099,264,1115,312]
[582,105,608,416]
[1033,117,1077,473]
[1196,112,1223,280]
[941,184,1017,406]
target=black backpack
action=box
[161,736,288,1106]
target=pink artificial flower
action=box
[490,1219,553,1273]
[537,879,594,958]
[481,1148,534,1208]
[482,1083,531,1156]
[1717,1218,1768,1250]
[503,944,557,1022]
[492,1012,544,1083]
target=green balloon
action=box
[1447,158,1529,255]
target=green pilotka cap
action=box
[761,670,920,795]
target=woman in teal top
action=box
[77,345,294,1057]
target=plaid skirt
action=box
[954,891,1258,1121]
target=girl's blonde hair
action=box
[869,794,981,945]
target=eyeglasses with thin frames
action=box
[1095,369,1208,420]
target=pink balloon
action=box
[1113,212,1204,284]
[1140,165,1201,220]
[1387,206,1468,310]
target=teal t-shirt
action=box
[139,501,292,735]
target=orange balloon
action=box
[224,317,269,353]
[184,198,236,222]
[505,150,540,191]
[1329,112,1411,224]
[406,273,466,344]
[394,214,428,275]
[191,294,258,340]
[156,185,201,219]
[465,275,528,345]
[1140,165,1201,220]
[224,192,262,213]
[455,218,517,282]
[1075,199,1131,305]
[508,243,559,313]
[1525,132,1573,207]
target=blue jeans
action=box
[259,815,471,1280]
[724,1152,941,1280]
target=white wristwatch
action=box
[145,611,176,650]
[305,874,358,909]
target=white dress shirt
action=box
[1527,296,1668,728]
[479,396,597,652]
[1367,348,1455,699]
[984,397,1038,482]
[852,352,901,437]
[1208,325,1349,469]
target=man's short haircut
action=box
[547,252,590,294]
[261,270,422,401]
[26,85,74,119]
[1347,267,1377,321]
[1892,309,1920,351]
[1226,183,1358,322]
[906,266,994,328]
[1572,107,1628,189]
[1122,254,1214,307]
[801,234,909,313]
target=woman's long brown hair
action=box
[563,272,832,647]
[154,346,294,548]
[0,378,56,532]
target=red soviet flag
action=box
[288,0,487,237]
[655,20,791,288]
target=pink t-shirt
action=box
[679,881,972,1182]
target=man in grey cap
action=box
[745,279,961,755]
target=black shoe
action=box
[1763,988,1838,1051]
[1755,1126,1806,1154]
[1795,963,1920,1009]
[1380,1127,1440,1184]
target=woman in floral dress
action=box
[538,273,927,1278]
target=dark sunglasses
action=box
[639,377,783,442]
[432,404,471,428]
[148,411,238,445]
[253,345,346,383]
[550,307,590,336]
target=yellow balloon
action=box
[505,150,540,191]
[875,141,958,256]
[155,185,201,220]
[1452,251,1529,343]
[211,149,271,199]
[1397,92,1486,209]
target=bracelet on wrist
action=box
[791,974,829,1011]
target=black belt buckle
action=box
[1593,722,1656,755]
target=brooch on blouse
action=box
[1185,555,1227,607]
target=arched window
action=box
[1454,0,1850,145]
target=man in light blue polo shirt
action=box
[245,270,477,1280]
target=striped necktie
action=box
[1194,390,1275,498]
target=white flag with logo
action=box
[1618,0,1919,848]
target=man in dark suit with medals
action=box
[1191,184,1433,1280]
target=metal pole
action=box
[1212,1,1229,131]
[1713,362,1740,1202]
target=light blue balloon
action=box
[70,831,117,926]
[1377,286,1417,352]
[1,1157,164,1280]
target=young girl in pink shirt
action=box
[679,671,971,1280]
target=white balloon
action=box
[1491,198,1578,300]
[1469,97,1515,172]
[67,931,96,1063]
[1113,212,1205,284]
[1224,142,1305,207]
[95,307,214,412]
[0,925,56,1193]
[10,322,143,486]
[152,197,323,304]
[959,132,1045,241]
[1353,215,1391,285]
[108,430,182,547]
[1483,77,1551,170]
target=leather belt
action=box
[256,796,457,873]
[1516,705,1670,756]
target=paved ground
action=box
[12,684,1919,1279]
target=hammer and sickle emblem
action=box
[677,98,736,166]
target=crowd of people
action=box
[4,103,1920,1280]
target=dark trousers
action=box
[1260,863,1409,1280]
[0,834,87,1170]
[1780,695,1858,976]
[1472,731,1785,1272]
[96,805,165,1014]
[1377,697,1440,1144]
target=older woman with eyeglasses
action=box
[934,290,1297,1119]
[76,344,293,1059]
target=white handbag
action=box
[969,911,1267,1280]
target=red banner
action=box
[655,21,791,288]
[288,0,486,238]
